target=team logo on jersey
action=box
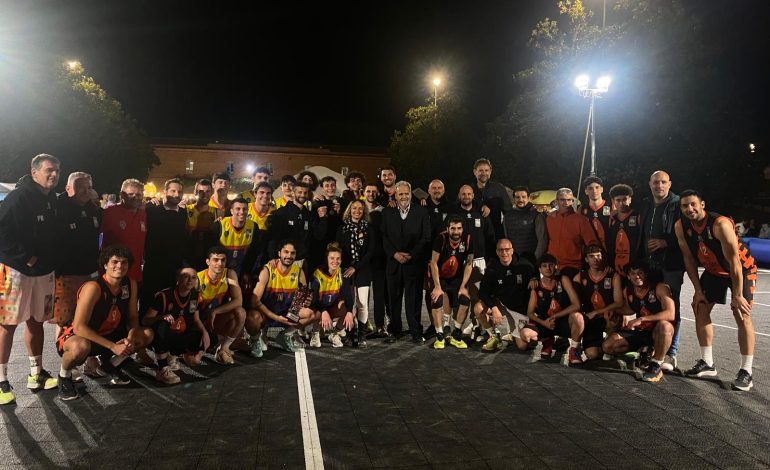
[516,274,523,284]
[245,229,253,237]
[81,210,87,218]
[121,285,130,300]
[647,291,657,303]
[290,273,297,282]
[556,283,563,293]
[603,206,611,216]
[119,220,127,230]
[458,243,466,253]
[604,278,612,289]
[190,300,197,313]
[498,279,503,284]
[629,217,637,227]
[224,230,230,238]
[434,208,439,213]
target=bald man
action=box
[639,170,685,372]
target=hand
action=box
[543,317,556,330]
[317,206,328,218]
[201,330,211,351]
[731,295,752,318]
[586,311,599,320]
[528,278,538,290]
[430,287,443,303]
[481,205,490,217]
[332,200,341,214]
[692,290,708,310]
[492,310,503,326]
[420,198,427,206]
[626,318,642,330]
[343,267,356,278]
[149,198,161,206]
[387,200,397,208]
[647,239,667,252]
[343,312,355,331]
[110,338,132,356]
[313,194,326,201]
[321,311,332,331]
[163,314,174,324]
[394,252,409,264]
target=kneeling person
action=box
[143,268,209,384]
[429,216,474,349]
[601,260,675,383]
[56,245,154,400]
[515,254,582,358]
[312,243,356,348]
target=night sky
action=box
[1,1,768,148]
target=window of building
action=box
[340,166,349,176]
[185,160,194,175]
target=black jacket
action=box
[503,203,547,259]
[267,202,313,261]
[467,180,512,240]
[55,194,102,276]
[335,221,376,286]
[448,202,496,260]
[638,192,684,272]
[380,205,431,276]
[0,176,58,276]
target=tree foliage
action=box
[0,59,158,193]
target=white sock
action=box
[0,363,7,382]
[652,358,663,365]
[569,339,579,348]
[740,355,754,375]
[59,366,71,378]
[453,320,463,330]
[221,336,236,351]
[110,355,128,367]
[29,355,42,375]
[700,346,713,366]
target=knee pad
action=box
[431,296,444,309]
[457,294,471,306]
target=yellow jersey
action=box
[247,203,273,231]
[197,268,230,313]
[218,217,255,271]
[261,260,301,314]
[312,268,344,308]
[186,204,216,233]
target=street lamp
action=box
[575,74,611,182]
[432,77,442,107]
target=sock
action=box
[0,363,8,382]
[221,336,236,351]
[59,366,71,378]
[569,339,579,348]
[701,346,713,366]
[740,355,754,375]
[453,320,462,330]
[29,355,42,375]
[110,355,128,367]
[157,357,169,369]
[651,358,663,365]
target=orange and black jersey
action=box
[432,232,473,281]
[607,210,641,275]
[625,283,671,331]
[534,278,571,320]
[78,275,132,336]
[580,200,611,249]
[575,267,616,313]
[151,287,198,334]
[680,211,756,278]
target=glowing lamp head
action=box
[67,60,81,70]
[575,74,590,90]
[596,76,612,92]
[433,77,441,87]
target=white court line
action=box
[681,317,770,337]
[753,302,770,308]
[295,349,324,470]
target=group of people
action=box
[0,153,758,405]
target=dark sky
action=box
[2,0,557,147]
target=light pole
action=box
[575,74,611,190]
[432,77,441,107]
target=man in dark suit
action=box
[381,181,431,343]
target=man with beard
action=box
[142,178,188,313]
[186,179,216,270]
[676,190,758,391]
[420,179,453,338]
[503,186,547,263]
[468,158,512,240]
[247,241,316,355]
[428,216,474,349]
[267,182,313,269]
[376,165,398,208]
[381,181,431,343]
[579,176,611,249]
[102,179,146,283]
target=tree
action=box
[388,92,479,192]
[0,59,158,193]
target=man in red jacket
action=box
[545,188,597,278]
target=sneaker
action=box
[449,337,468,349]
[732,369,753,391]
[329,332,344,348]
[433,338,445,349]
[214,346,235,365]
[293,333,307,349]
[462,322,474,336]
[661,354,677,372]
[642,362,663,383]
[685,359,717,378]
[0,380,15,405]
[249,335,265,358]
[135,348,155,367]
[365,319,375,333]
[275,330,297,353]
[482,336,502,352]
[84,357,106,378]
[540,337,554,359]
[71,367,84,383]
[568,346,587,365]
[106,368,131,386]
[309,332,322,348]
[58,375,79,401]
[27,370,58,390]
[167,355,181,371]
[155,366,181,385]
[501,333,515,342]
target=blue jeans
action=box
[664,269,685,356]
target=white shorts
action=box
[472,257,487,275]
[0,265,55,326]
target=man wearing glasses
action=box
[545,188,597,279]
[102,179,147,283]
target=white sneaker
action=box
[155,366,181,385]
[167,355,181,371]
[329,332,344,348]
[309,331,322,348]
[661,354,677,372]
[501,333,515,342]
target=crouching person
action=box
[56,245,154,400]
[602,260,675,383]
[143,267,209,385]
[312,243,357,348]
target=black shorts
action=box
[153,329,203,355]
[701,270,756,305]
[616,329,654,351]
[582,315,606,349]
[56,324,128,358]
[522,316,570,339]
[428,277,464,308]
